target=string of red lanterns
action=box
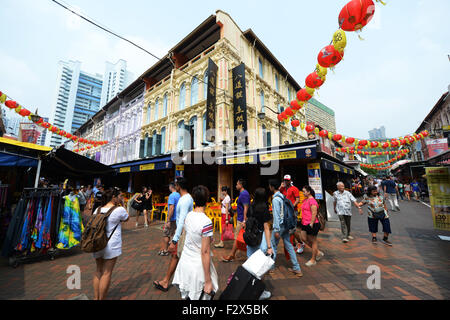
[0,90,108,147]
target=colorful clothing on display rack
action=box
[56,195,84,250]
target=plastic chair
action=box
[161,205,168,222]
[211,197,217,204]
[149,205,158,223]
[211,207,222,232]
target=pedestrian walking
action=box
[358,185,393,246]
[172,185,218,300]
[158,183,180,256]
[279,175,305,254]
[244,187,273,300]
[142,186,153,227]
[266,179,303,277]
[299,185,324,267]
[383,176,400,212]
[77,186,88,214]
[153,177,193,292]
[92,187,129,300]
[397,181,404,201]
[411,179,421,201]
[333,182,362,243]
[85,185,93,210]
[404,182,412,201]
[214,186,231,248]
[221,179,250,262]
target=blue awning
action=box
[0,151,38,167]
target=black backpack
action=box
[243,205,263,247]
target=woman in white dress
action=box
[172,185,218,300]
[92,187,129,300]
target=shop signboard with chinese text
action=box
[232,63,248,147]
[206,58,218,142]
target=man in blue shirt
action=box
[222,178,250,262]
[383,176,400,211]
[154,177,193,292]
[158,182,180,256]
[411,179,421,201]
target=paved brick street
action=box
[1,199,449,300]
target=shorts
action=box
[301,223,320,236]
[176,232,186,258]
[234,221,245,237]
[368,217,391,234]
[163,221,177,238]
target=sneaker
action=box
[135,222,139,228]
[342,238,349,243]
[305,260,317,267]
[214,242,224,248]
[381,238,393,246]
[348,236,354,240]
[316,251,324,261]
[144,223,149,228]
[259,290,272,300]
[296,243,305,254]
[395,206,401,211]
[372,237,377,244]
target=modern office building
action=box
[305,98,336,133]
[368,126,386,140]
[46,60,103,148]
[2,108,22,138]
[37,117,49,146]
[100,60,134,108]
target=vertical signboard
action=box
[425,167,450,231]
[232,63,248,147]
[307,162,323,200]
[175,165,185,178]
[206,58,218,142]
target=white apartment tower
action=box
[100,60,134,107]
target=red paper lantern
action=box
[371,151,376,155]
[382,142,389,149]
[333,134,342,142]
[370,141,379,148]
[345,137,355,144]
[338,0,375,32]
[319,130,328,138]
[305,72,325,88]
[391,140,399,148]
[318,45,343,68]
[18,108,31,117]
[290,100,301,110]
[422,131,429,137]
[5,100,17,109]
[291,120,300,128]
[297,89,312,102]
[399,139,406,146]
[277,114,283,122]
[285,107,294,117]
[359,140,368,146]
[358,145,364,150]
[305,124,315,133]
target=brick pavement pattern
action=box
[0,199,449,300]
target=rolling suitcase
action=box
[219,266,265,300]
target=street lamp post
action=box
[258,105,282,146]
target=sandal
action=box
[153,281,170,292]
[157,250,169,256]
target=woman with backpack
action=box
[91,187,129,300]
[244,188,273,258]
[299,185,324,267]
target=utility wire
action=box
[51,0,231,95]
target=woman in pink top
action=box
[300,186,324,267]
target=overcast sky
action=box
[1,0,449,139]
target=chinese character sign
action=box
[232,63,248,147]
[206,58,218,142]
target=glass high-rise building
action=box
[46,60,103,147]
[100,59,134,108]
[368,126,386,140]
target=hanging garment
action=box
[16,197,38,252]
[36,196,53,250]
[31,197,47,252]
[56,195,84,249]
[1,198,27,257]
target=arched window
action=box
[275,75,279,92]
[163,93,168,117]
[146,103,151,124]
[152,130,157,156]
[262,124,267,147]
[154,98,159,121]
[258,58,263,78]
[203,71,209,100]
[144,133,149,157]
[161,127,166,154]
[178,120,185,150]
[260,91,265,113]
[189,116,197,149]
[179,82,186,110]
[191,76,199,106]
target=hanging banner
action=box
[232,63,248,147]
[426,138,448,158]
[19,122,44,144]
[425,167,450,231]
[206,58,218,142]
[307,162,323,200]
